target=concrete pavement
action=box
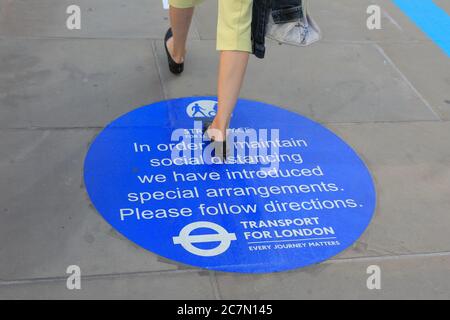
[0,0,449,299]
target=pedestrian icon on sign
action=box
[191,103,207,117]
[186,100,217,118]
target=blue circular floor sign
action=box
[84,97,376,273]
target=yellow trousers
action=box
[169,0,253,53]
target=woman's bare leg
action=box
[209,50,250,141]
[167,6,195,64]
[168,6,250,143]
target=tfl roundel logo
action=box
[173,222,237,257]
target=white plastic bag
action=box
[266,0,322,46]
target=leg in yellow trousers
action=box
[169,0,253,53]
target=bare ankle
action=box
[167,38,185,63]
[208,123,227,141]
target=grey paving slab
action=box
[0,0,195,39]
[154,39,438,123]
[0,271,215,299]
[0,129,184,281]
[383,0,450,44]
[307,0,428,43]
[0,38,163,128]
[375,0,450,119]
[370,0,438,42]
[1,0,449,300]
[375,41,450,120]
[435,0,450,13]
[195,0,430,43]
[193,0,217,41]
[215,254,450,299]
[328,121,450,259]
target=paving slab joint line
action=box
[373,43,443,121]
[2,118,449,132]
[382,8,404,31]
[0,268,201,287]
[1,251,450,286]
[151,40,168,100]
[208,271,222,300]
[319,39,432,44]
[0,126,104,131]
[326,119,445,126]
[0,35,171,41]
[327,250,450,264]
[0,35,438,45]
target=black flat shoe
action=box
[202,120,213,136]
[203,125,229,160]
[212,140,229,161]
[164,28,184,75]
